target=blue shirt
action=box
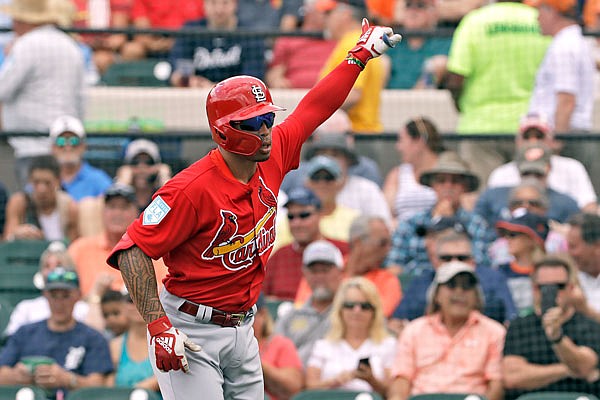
[393,265,517,323]
[387,38,452,89]
[62,161,112,201]
[0,320,113,397]
[169,19,266,82]
[385,208,493,274]
[474,186,580,240]
[115,332,154,388]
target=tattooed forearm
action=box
[118,246,165,323]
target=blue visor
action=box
[231,112,275,132]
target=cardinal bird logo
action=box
[202,179,278,271]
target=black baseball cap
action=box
[104,183,136,204]
[416,216,469,237]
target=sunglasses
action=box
[46,269,79,285]
[521,171,545,179]
[310,172,337,182]
[536,282,568,290]
[510,199,544,209]
[231,112,275,132]
[55,136,82,147]
[406,2,429,8]
[130,158,155,166]
[522,130,546,140]
[364,237,391,247]
[342,301,374,311]
[444,276,477,290]
[287,211,314,221]
[500,230,523,239]
[438,254,472,262]
[432,175,464,185]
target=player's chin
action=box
[251,148,272,162]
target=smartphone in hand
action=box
[540,284,559,315]
[357,358,370,369]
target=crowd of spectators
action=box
[1,0,600,399]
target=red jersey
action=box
[131,0,204,28]
[107,60,363,312]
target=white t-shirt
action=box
[307,336,397,392]
[529,24,594,130]
[337,175,392,222]
[4,296,89,336]
[578,270,600,312]
[487,154,597,208]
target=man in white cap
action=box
[388,261,505,400]
[487,112,597,213]
[0,0,84,189]
[50,115,112,202]
[274,239,344,366]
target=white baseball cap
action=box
[302,240,344,268]
[50,115,86,139]
[124,139,161,164]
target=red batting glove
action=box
[148,316,202,373]
[348,19,402,67]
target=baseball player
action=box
[106,19,401,400]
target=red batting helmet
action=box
[206,75,285,156]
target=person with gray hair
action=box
[388,261,506,400]
[475,143,580,242]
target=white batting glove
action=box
[148,316,202,373]
[348,18,402,68]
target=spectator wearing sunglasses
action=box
[306,277,396,397]
[388,227,516,337]
[4,155,79,242]
[488,113,597,213]
[50,116,112,202]
[275,240,345,367]
[386,151,492,276]
[264,186,349,302]
[0,267,113,398]
[388,261,506,400]
[475,143,580,242]
[495,210,550,316]
[115,139,172,213]
[502,254,600,400]
[295,215,401,318]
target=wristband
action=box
[550,331,564,344]
[345,55,366,70]
[148,316,172,336]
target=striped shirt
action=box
[393,163,437,223]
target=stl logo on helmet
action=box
[251,85,267,103]
[202,177,277,271]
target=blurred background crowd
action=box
[0,0,600,399]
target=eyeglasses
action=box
[55,136,81,147]
[444,276,477,290]
[522,130,546,140]
[130,158,155,166]
[438,254,472,262]
[432,175,464,185]
[287,211,314,221]
[521,171,545,179]
[510,199,544,209]
[363,237,391,247]
[342,301,374,311]
[310,172,337,182]
[231,112,275,132]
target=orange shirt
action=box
[392,311,506,396]
[294,268,402,318]
[68,233,168,296]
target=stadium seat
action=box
[0,240,48,308]
[515,392,600,400]
[65,387,162,400]
[291,389,384,400]
[0,295,14,340]
[409,395,488,400]
[101,60,170,87]
[0,385,48,400]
